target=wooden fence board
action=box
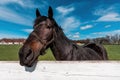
[0,61,120,80]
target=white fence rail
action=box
[0,61,120,80]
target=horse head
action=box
[19,6,55,67]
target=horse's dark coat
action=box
[19,6,108,67]
[49,20,108,60]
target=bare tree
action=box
[106,34,120,44]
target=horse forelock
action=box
[34,16,48,27]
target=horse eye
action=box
[39,24,42,26]
[46,26,51,29]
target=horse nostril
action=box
[25,49,34,61]
[26,49,31,58]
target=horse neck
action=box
[50,27,73,60]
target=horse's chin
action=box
[26,59,38,67]
[20,53,39,67]
[20,58,38,67]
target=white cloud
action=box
[0,0,23,5]
[0,0,43,8]
[23,29,33,33]
[62,17,80,29]
[73,35,80,38]
[0,0,49,26]
[67,32,80,40]
[0,0,49,9]
[56,6,80,32]
[92,30,120,36]
[75,32,80,35]
[67,34,72,37]
[0,33,27,39]
[94,5,116,16]
[73,32,80,39]
[0,7,32,26]
[94,4,120,22]
[56,6,74,16]
[80,25,93,30]
[105,25,111,28]
[97,13,120,22]
[0,0,29,8]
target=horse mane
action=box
[52,18,73,44]
[51,18,108,60]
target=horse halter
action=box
[32,18,55,51]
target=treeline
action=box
[1,34,120,45]
[92,34,120,45]
[73,34,120,45]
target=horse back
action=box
[84,43,108,60]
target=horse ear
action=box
[36,8,41,17]
[48,6,53,19]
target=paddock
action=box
[0,61,120,80]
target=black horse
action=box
[19,6,108,67]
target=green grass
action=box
[38,48,55,60]
[0,44,120,60]
[0,45,55,61]
[104,45,120,60]
[0,45,21,61]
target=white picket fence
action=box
[0,61,120,80]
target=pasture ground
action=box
[104,45,120,60]
[0,45,120,60]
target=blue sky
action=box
[0,0,120,40]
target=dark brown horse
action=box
[19,6,108,67]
